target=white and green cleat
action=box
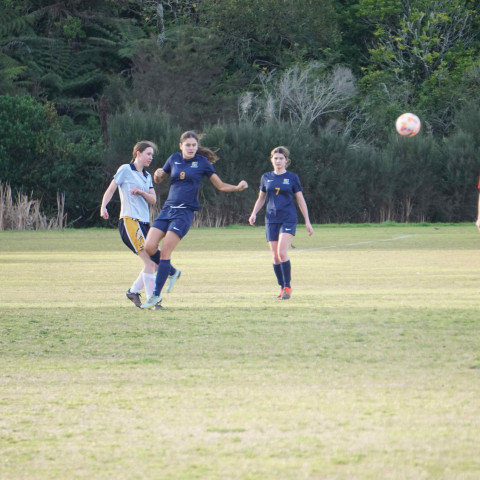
[166,269,182,293]
[141,294,162,309]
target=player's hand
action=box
[249,214,256,225]
[476,219,480,232]
[306,222,314,236]
[130,187,140,195]
[236,180,248,191]
[100,207,109,219]
[154,168,165,183]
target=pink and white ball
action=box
[395,113,421,137]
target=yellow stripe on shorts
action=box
[122,217,146,253]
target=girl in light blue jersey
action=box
[141,131,248,309]
[101,141,178,310]
[249,146,313,300]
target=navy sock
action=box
[150,250,160,264]
[150,250,175,276]
[273,263,283,287]
[281,260,291,288]
[154,259,171,296]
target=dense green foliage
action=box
[0,0,479,226]
[0,94,103,224]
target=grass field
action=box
[1,224,480,479]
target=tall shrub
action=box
[439,104,480,221]
[0,94,103,227]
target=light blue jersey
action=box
[114,163,153,222]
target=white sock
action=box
[143,273,156,298]
[130,272,144,293]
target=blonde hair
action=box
[270,145,291,167]
[180,131,219,164]
[131,141,157,162]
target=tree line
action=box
[1,0,479,227]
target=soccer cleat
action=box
[126,289,142,308]
[140,294,162,309]
[152,304,164,311]
[165,269,182,293]
[277,288,285,299]
[281,287,292,300]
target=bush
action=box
[102,107,480,226]
[0,94,104,227]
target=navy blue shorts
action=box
[266,222,297,242]
[152,205,195,239]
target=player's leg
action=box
[137,249,157,299]
[120,218,148,307]
[278,232,294,299]
[147,210,177,277]
[140,226,167,308]
[148,245,179,289]
[268,240,284,297]
[141,231,182,308]
[142,211,192,309]
[156,230,182,290]
[267,223,284,298]
[144,226,165,257]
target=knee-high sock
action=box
[281,260,291,288]
[150,250,160,264]
[273,263,283,287]
[150,250,176,276]
[143,272,156,298]
[130,271,144,293]
[154,259,171,296]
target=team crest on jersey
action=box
[191,161,199,168]
[283,178,290,184]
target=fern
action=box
[0,11,35,37]
[1,1,148,124]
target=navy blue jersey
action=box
[162,152,216,211]
[260,171,302,223]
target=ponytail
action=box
[197,146,219,164]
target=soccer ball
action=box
[395,113,421,137]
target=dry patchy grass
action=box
[1,225,480,479]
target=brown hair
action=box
[180,131,219,164]
[131,141,157,163]
[270,145,291,167]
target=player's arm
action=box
[249,191,266,225]
[153,168,168,184]
[100,180,118,219]
[295,191,314,236]
[131,187,157,205]
[209,173,248,192]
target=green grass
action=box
[1,224,480,479]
